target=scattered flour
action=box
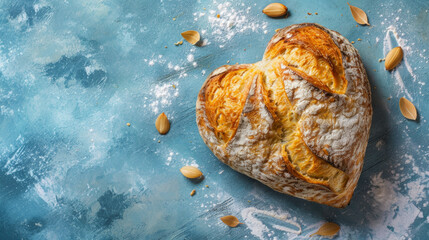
[149,82,179,114]
[367,172,421,239]
[241,207,301,239]
[193,1,267,46]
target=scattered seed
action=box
[387,96,392,100]
[348,3,370,25]
[351,41,355,44]
[275,28,281,32]
[173,17,176,21]
[216,14,220,18]
[158,140,161,143]
[310,222,340,237]
[164,46,167,48]
[155,112,170,134]
[126,123,131,127]
[358,38,362,41]
[227,60,230,63]
[378,58,382,62]
[181,30,201,45]
[399,97,417,120]
[315,12,318,15]
[174,40,183,46]
[180,166,203,179]
[307,12,312,15]
[172,84,176,89]
[220,215,242,227]
[262,3,288,18]
[205,185,209,188]
[385,47,403,70]
[190,189,196,196]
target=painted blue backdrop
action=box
[0,0,428,239]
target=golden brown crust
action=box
[196,23,372,207]
[264,26,347,94]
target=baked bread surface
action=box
[196,23,372,207]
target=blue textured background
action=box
[0,0,428,239]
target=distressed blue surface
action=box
[0,0,428,239]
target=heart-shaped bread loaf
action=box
[196,23,372,208]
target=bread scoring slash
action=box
[196,23,372,208]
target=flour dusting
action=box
[241,207,301,239]
[193,1,268,47]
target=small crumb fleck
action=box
[164,46,167,48]
[227,60,230,63]
[378,58,382,62]
[158,140,161,143]
[373,69,377,72]
[307,12,312,15]
[203,8,206,10]
[341,14,343,16]
[387,96,392,100]
[205,185,209,188]
[190,189,196,196]
[248,200,251,203]
[174,40,183,46]
[172,84,176,89]
[173,17,176,21]
[358,38,362,41]
[315,12,318,15]
[351,41,355,44]
[126,123,131,127]
[216,14,220,18]
[275,28,280,32]
[235,62,238,65]
[356,24,358,27]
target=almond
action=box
[220,215,242,227]
[347,3,370,25]
[310,222,340,237]
[180,166,203,178]
[385,46,403,70]
[155,112,170,134]
[399,97,417,120]
[181,30,200,45]
[262,3,288,18]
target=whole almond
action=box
[399,97,417,120]
[155,112,170,134]
[220,215,243,227]
[181,30,200,45]
[310,222,340,237]
[180,166,203,178]
[262,3,288,18]
[385,47,403,70]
